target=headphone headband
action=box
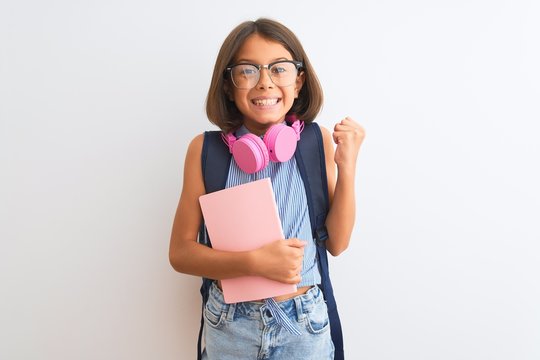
[222,118,304,174]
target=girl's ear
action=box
[294,71,305,98]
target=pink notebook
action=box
[198,178,297,303]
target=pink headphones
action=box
[222,115,304,174]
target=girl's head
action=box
[206,18,323,133]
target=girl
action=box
[169,18,365,359]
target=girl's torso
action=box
[220,126,322,301]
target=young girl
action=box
[169,18,365,359]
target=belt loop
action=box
[226,303,236,321]
[293,295,304,322]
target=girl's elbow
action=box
[169,252,183,273]
[326,241,349,257]
[169,245,189,274]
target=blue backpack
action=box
[197,122,344,360]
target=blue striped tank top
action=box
[225,125,321,287]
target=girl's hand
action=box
[333,117,365,169]
[251,238,306,284]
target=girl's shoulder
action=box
[301,122,335,171]
[307,121,331,135]
[311,123,333,147]
[184,133,205,162]
[189,133,205,147]
[316,124,331,136]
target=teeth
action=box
[252,98,279,106]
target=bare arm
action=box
[168,134,305,284]
[321,118,365,256]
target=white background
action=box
[1,0,539,359]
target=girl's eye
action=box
[237,66,258,76]
[271,66,287,74]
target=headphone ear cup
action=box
[231,134,269,174]
[264,124,298,163]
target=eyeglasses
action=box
[225,60,303,89]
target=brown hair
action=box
[205,18,324,133]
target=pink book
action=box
[198,178,297,303]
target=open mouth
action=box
[251,98,281,106]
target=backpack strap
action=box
[197,130,231,360]
[295,122,345,360]
[201,131,232,194]
[197,130,233,249]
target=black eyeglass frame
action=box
[224,60,304,88]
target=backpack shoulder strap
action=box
[198,130,232,249]
[294,122,330,241]
[201,131,232,194]
[197,130,231,360]
[295,122,345,360]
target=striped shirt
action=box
[225,125,322,287]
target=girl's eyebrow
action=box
[235,57,290,64]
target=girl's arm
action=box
[321,117,365,256]
[168,134,305,284]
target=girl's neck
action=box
[242,117,286,136]
[243,123,268,136]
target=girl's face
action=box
[228,34,304,135]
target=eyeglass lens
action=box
[230,62,298,89]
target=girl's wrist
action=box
[244,250,258,277]
[336,164,357,178]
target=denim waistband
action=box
[206,282,323,333]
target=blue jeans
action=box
[202,282,335,360]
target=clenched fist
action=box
[333,117,365,169]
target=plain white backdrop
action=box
[1,0,539,359]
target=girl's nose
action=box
[257,68,274,89]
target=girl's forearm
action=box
[169,240,256,280]
[325,165,357,256]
